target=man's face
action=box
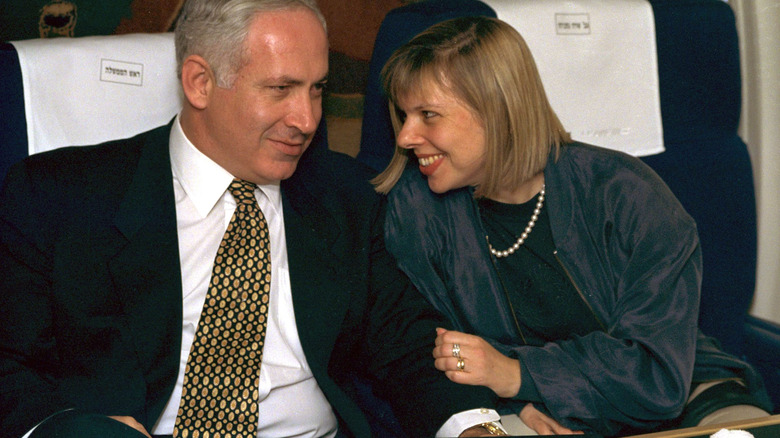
[198,8,329,185]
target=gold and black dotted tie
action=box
[174,179,271,438]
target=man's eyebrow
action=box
[264,75,328,86]
[265,76,301,85]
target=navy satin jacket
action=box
[385,142,770,436]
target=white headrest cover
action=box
[483,0,664,156]
[12,32,183,155]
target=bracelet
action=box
[480,421,508,435]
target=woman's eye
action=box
[422,111,437,119]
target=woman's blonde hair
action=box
[372,16,570,198]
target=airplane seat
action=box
[0,33,182,182]
[0,33,329,185]
[358,0,780,420]
[637,2,778,415]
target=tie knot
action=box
[228,179,257,205]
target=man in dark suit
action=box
[0,0,504,437]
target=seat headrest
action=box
[483,0,664,156]
[11,32,183,155]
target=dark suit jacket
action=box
[0,123,496,438]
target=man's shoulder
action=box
[2,124,172,210]
[294,148,379,194]
[306,147,377,180]
[12,124,170,185]
[283,148,383,221]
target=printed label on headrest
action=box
[100,59,143,86]
[555,13,590,35]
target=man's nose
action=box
[286,93,319,135]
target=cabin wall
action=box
[731,0,780,324]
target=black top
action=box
[478,195,602,346]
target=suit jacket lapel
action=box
[281,173,351,373]
[107,123,182,419]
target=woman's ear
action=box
[181,54,214,110]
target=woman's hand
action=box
[434,328,521,398]
[519,404,584,435]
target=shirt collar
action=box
[169,114,282,217]
[170,114,232,218]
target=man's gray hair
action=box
[174,0,327,88]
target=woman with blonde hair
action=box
[374,15,771,436]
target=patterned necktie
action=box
[174,179,271,438]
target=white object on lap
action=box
[711,428,755,437]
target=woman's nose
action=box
[396,119,420,150]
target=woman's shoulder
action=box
[558,141,647,168]
[553,142,695,227]
[555,141,665,188]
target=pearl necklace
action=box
[487,184,545,258]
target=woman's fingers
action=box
[433,328,475,359]
[434,356,467,372]
[433,341,465,360]
[433,330,522,397]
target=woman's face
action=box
[395,81,487,194]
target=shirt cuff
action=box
[436,408,502,437]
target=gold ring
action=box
[457,359,465,371]
[452,343,461,359]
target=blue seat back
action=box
[639,0,755,357]
[0,43,27,182]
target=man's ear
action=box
[181,55,215,110]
